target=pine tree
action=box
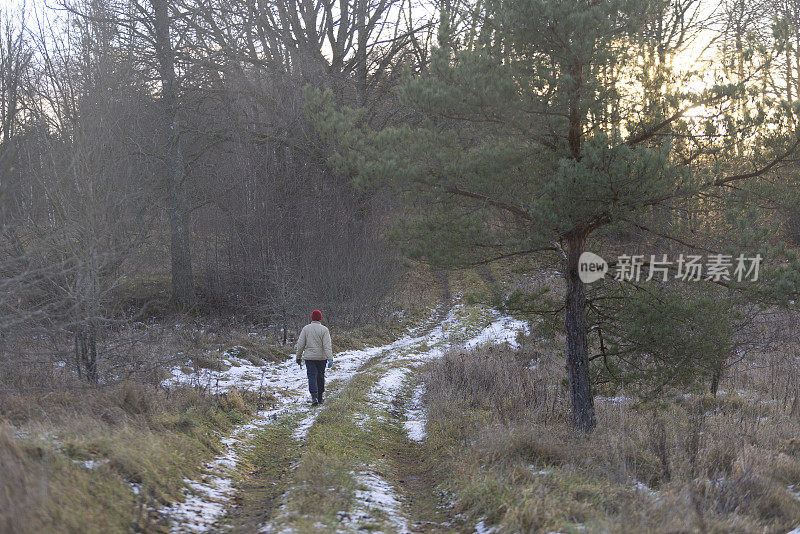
[311,0,800,431]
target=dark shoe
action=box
[318,398,324,405]
[311,399,319,406]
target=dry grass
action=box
[0,427,46,534]
[0,308,357,533]
[422,340,800,533]
[0,379,259,533]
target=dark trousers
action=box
[305,360,326,401]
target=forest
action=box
[3,0,800,532]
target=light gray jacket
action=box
[295,321,333,361]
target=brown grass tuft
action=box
[422,341,800,533]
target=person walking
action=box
[295,310,333,406]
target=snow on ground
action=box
[378,367,411,394]
[788,487,800,534]
[474,519,500,534]
[158,317,452,531]
[634,480,658,497]
[355,367,412,428]
[529,467,551,475]
[163,475,234,531]
[292,411,317,440]
[161,405,292,532]
[159,306,528,532]
[340,309,528,533]
[356,310,528,433]
[403,383,427,442]
[75,458,110,469]
[339,470,413,534]
[464,315,527,350]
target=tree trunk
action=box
[168,187,195,309]
[152,0,195,309]
[355,0,367,108]
[710,363,723,397]
[74,322,98,384]
[86,322,98,384]
[74,328,83,380]
[709,369,721,397]
[565,234,596,432]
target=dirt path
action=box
[159,301,526,533]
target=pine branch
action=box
[710,135,800,187]
[445,186,533,221]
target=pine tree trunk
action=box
[565,234,596,432]
[710,363,723,397]
[563,53,595,431]
[710,369,721,397]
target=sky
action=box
[0,0,734,106]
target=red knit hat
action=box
[311,310,322,321]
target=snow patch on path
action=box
[788,486,800,534]
[160,306,528,532]
[340,470,412,534]
[474,519,500,534]
[356,367,412,428]
[160,406,290,532]
[342,309,528,531]
[403,384,427,442]
[378,367,411,395]
[292,412,317,440]
[158,309,469,531]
